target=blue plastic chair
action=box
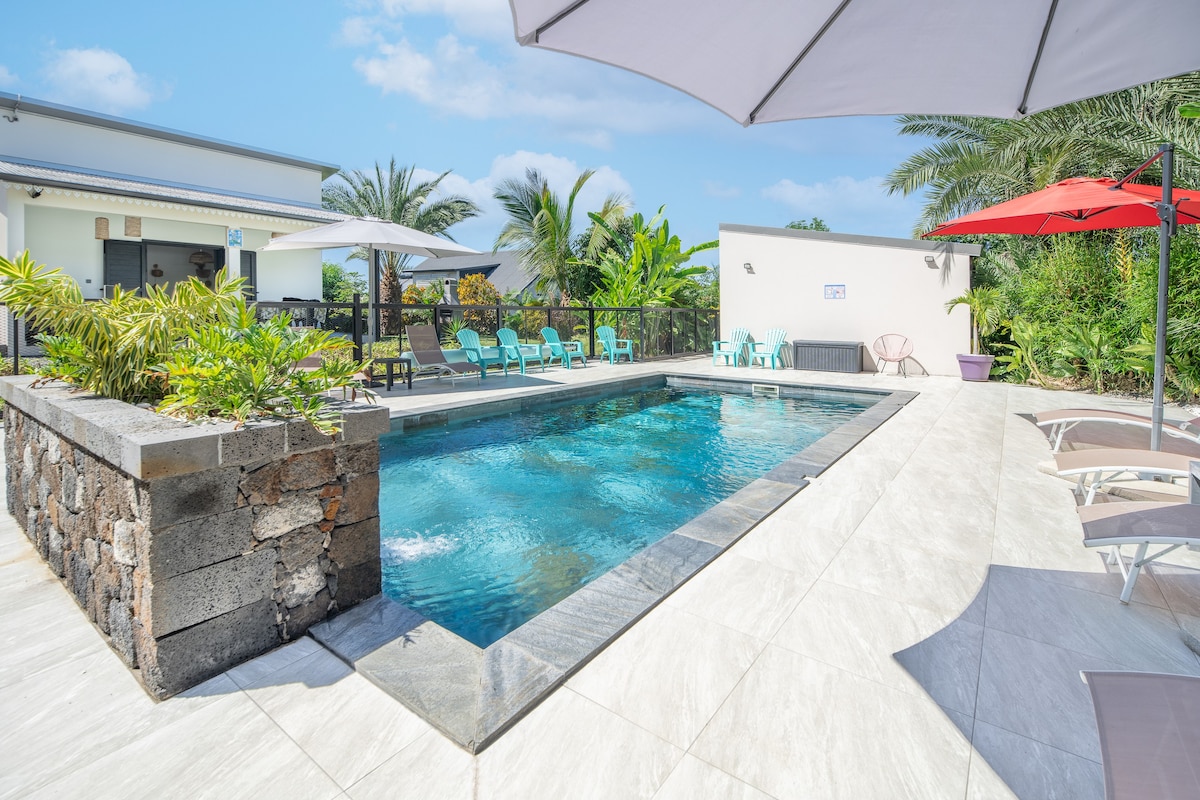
[749,328,788,369]
[455,328,507,379]
[496,327,546,374]
[541,327,587,369]
[713,327,750,366]
[596,326,634,364]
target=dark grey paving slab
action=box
[355,620,484,747]
[475,641,562,748]
[760,459,814,486]
[309,595,427,662]
[725,479,801,516]
[672,501,762,549]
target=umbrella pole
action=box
[1150,143,1176,452]
[367,246,379,342]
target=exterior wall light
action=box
[924,255,939,269]
[743,262,755,274]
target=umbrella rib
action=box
[1017,0,1060,116]
[533,0,593,42]
[747,0,856,125]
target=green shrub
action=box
[156,298,368,433]
[0,250,368,433]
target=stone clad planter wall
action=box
[0,377,389,698]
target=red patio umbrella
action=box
[925,178,1200,237]
[925,149,1200,450]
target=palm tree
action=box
[322,159,480,333]
[493,168,628,302]
[885,73,1200,235]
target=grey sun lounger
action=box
[405,325,481,383]
[1077,502,1200,603]
[1036,408,1200,453]
[1053,448,1196,505]
[1081,670,1200,799]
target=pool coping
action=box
[310,373,917,752]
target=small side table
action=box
[369,357,412,390]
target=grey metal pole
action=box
[1150,143,1175,452]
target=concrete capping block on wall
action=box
[0,376,389,478]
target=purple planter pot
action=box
[956,354,995,381]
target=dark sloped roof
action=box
[0,158,347,223]
[410,251,537,295]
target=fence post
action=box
[352,294,363,362]
[10,309,18,376]
[668,310,675,356]
[432,302,441,342]
[694,310,699,355]
[639,307,646,360]
[496,302,503,338]
[588,306,596,358]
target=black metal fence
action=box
[3,296,718,374]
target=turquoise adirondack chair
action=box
[455,328,507,378]
[496,327,546,374]
[749,328,788,369]
[541,327,587,369]
[713,327,750,366]
[596,325,634,364]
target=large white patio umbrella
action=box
[260,217,478,338]
[510,1,1200,125]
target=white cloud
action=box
[42,48,163,114]
[377,0,514,40]
[353,32,710,139]
[762,175,925,236]
[703,180,742,199]
[763,176,893,216]
[0,65,17,88]
[337,16,383,47]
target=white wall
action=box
[18,198,321,300]
[6,109,325,203]
[719,225,980,376]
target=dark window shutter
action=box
[240,251,257,298]
[102,240,143,294]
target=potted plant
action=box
[945,287,1003,381]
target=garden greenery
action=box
[0,250,369,433]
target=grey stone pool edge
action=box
[310,374,917,753]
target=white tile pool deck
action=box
[3,357,1200,799]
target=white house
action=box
[719,224,981,377]
[0,92,343,315]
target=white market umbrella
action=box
[511,0,1199,449]
[510,0,1200,125]
[260,218,478,338]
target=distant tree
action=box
[455,273,500,328]
[322,159,479,333]
[786,217,831,232]
[493,168,628,302]
[321,262,367,303]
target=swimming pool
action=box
[378,384,876,647]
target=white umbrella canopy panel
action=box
[511,0,1200,125]
[260,218,478,339]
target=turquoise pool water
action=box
[378,386,874,647]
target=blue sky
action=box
[2,0,932,268]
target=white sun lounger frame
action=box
[1035,409,1200,453]
[1077,502,1200,603]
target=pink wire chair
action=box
[872,334,913,377]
